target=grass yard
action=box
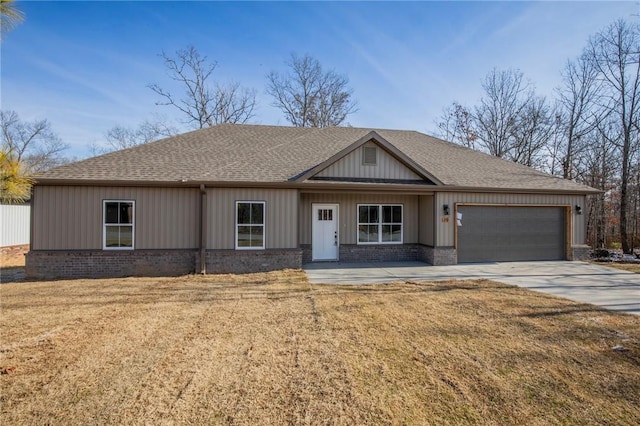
[594,262,640,274]
[1,271,639,425]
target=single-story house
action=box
[26,124,598,279]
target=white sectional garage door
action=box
[457,206,566,263]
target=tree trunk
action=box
[620,138,631,253]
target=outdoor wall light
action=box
[575,205,582,215]
[443,204,450,216]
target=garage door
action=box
[457,206,566,263]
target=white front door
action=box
[312,204,339,261]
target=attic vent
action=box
[362,146,377,166]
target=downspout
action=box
[199,184,207,274]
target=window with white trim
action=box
[103,200,135,249]
[357,204,402,244]
[236,201,265,249]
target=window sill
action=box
[356,242,403,245]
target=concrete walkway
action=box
[303,261,640,315]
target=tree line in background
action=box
[436,19,640,254]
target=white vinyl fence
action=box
[0,203,30,247]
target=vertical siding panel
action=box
[43,187,51,249]
[78,186,86,248]
[31,187,49,250]
[418,195,434,245]
[46,187,55,249]
[31,187,40,249]
[56,187,65,248]
[157,189,165,248]
[169,189,176,248]
[31,186,49,250]
[140,188,148,248]
[39,186,48,249]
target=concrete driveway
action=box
[303,261,640,315]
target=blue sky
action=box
[1,1,638,159]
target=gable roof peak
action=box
[292,129,443,185]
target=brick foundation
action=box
[201,249,302,274]
[25,250,197,280]
[571,245,591,261]
[302,244,436,264]
[419,246,457,265]
[339,244,420,262]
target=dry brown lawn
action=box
[594,262,640,274]
[1,271,639,425]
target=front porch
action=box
[299,191,456,266]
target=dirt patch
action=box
[0,244,27,268]
[1,271,638,424]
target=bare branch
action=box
[584,19,640,253]
[473,68,533,158]
[435,102,477,149]
[148,46,256,128]
[266,53,357,127]
[101,118,178,153]
[0,110,68,174]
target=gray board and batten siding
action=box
[299,193,421,246]
[31,186,200,250]
[30,186,588,257]
[315,141,424,181]
[31,186,299,251]
[207,188,298,250]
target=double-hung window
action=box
[103,200,135,249]
[236,201,265,249]
[357,204,402,244]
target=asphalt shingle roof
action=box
[37,124,597,193]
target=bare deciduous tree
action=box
[557,54,602,179]
[104,119,177,152]
[437,69,554,167]
[510,96,556,168]
[580,118,621,249]
[586,19,640,254]
[266,53,357,127]
[436,102,477,149]
[1,110,68,174]
[474,68,533,158]
[148,46,257,128]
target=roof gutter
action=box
[32,178,601,195]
